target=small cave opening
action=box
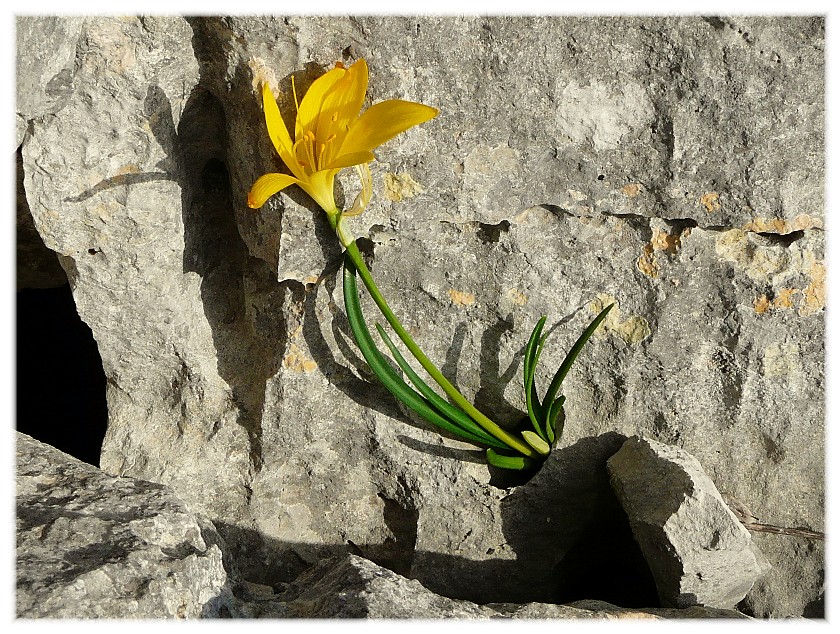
[550,509,661,608]
[16,283,108,466]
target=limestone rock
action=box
[15,16,85,146]
[233,554,748,619]
[16,433,233,618]
[16,150,66,289]
[18,16,824,618]
[607,436,768,609]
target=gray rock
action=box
[240,554,751,618]
[18,16,824,618]
[559,600,749,620]
[15,16,85,146]
[233,553,748,618]
[16,433,233,618]
[16,150,67,289]
[607,436,768,609]
[13,431,743,619]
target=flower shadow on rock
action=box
[173,83,286,467]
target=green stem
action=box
[331,214,537,458]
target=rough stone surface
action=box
[16,433,233,618]
[18,16,824,618]
[17,149,67,289]
[232,553,748,619]
[15,16,85,146]
[16,434,747,619]
[607,436,769,609]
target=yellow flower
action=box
[248,58,439,216]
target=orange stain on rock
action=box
[448,288,476,307]
[700,192,720,213]
[621,183,642,198]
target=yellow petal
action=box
[340,99,439,156]
[262,84,303,180]
[317,59,368,163]
[247,173,300,208]
[327,150,376,170]
[297,66,346,139]
[299,169,340,214]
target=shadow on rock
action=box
[501,432,659,607]
[410,432,659,608]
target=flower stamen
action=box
[292,137,310,170]
[303,131,318,172]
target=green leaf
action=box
[486,448,535,471]
[546,395,566,444]
[542,304,614,411]
[342,241,537,459]
[522,430,550,456]
[375,324,509,450]
[343,259,498,448]
[523,316,548,441]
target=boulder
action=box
[233,553,749,619]
[607,436,769,608]
[16,434,748,619]
[16,433,233,618]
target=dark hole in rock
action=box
[702,16,727,30]
[488,454,544,488]
[17,284,108,466]
[487,433,661,609]
[477,220,510,244]
[362,494,419,578]
[665,217,699,231]
[801,591,825,619]
[550,509,661,608]
[757,230,805,247]
[354,236,377,268]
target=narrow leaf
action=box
[486,448,535,471]
[524,316,548,441]
[546,395,566,444]
[343,241,536,459]
[376,324,509,450]
[343,260,497,447]
[543,304,614,410]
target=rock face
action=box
[17,434,749,619]
[607,436,769,608]
[18,16,824,617]
[233,553,748,619]
[16,433,232,618]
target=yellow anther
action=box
[332,112,339,123]
[295,133,317,173]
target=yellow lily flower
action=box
[248,58,439,216]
